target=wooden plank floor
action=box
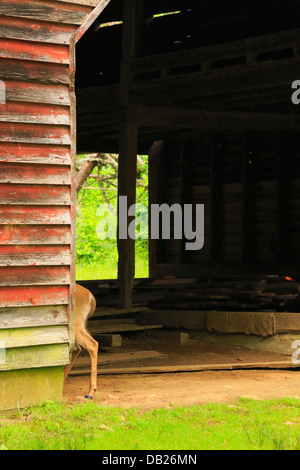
[70,360,299,376]
[88,323,163,335]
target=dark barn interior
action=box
[74,0,300,335]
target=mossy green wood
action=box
[0,344,70,372]
[0,367,64,413]
[0,325,69,349]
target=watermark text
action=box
[96,197,205,251]
[291,80,300,105]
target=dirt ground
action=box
[63,333,300,409]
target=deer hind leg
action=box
[64,343,82,382]
[76,328,99,399]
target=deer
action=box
[64,283,99,400]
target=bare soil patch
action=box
[63,333,300,409]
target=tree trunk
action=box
[76,158,98,194]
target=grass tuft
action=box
[1,398,300,450]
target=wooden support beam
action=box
[276,133,291,262]
[120,0,144,103]
[131,28,300,77]
[180,138,190,263]
[134,105,300,132]
[210,133,223,263]
[117,0,144,308]
[135,56,296,99]
[148,139,164,278]
[117,119,138,309]
[78,103,300,147]
[70,361,299,376]
[242,132,254,264]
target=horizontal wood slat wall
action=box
[0,226,72,245]
[0,0,98,374]
[0,305,68,329]
[0,266,71,285]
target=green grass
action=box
[1,398,300,450]
[76,251,149,281]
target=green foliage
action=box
[76,154,149,279]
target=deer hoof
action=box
[85,394,93,400]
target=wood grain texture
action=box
[0,206,71,225]
[0,163,71,185]
[0,0,92,25]
[0,122,71,145]
[0,286,69,307]
[0,325,69,348]
[4,81,70,106]
[0,343,70,371]
[0,0,104,380]
[68,36,76,349]
[0,305,68,329]
[0,102,70,125]
[55,0,99,5]
[0,225,71,245]
[0,58,69,84]
[0,245,71,266]
[0,39,69,64]
[0,184,70,205]
[0,143,71,165]
[0,16,75,44]
[0,266,70,286]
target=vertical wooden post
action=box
[242,132,254,264]
[148,139,164,279]
[210,133,223,264]
[120,0,144,103]
[276,133,289,262]
[117,0,144,307]
[118,118,138,308]
[180,138,188,263]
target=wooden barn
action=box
[0,0,111,412]
[1,0,300,412]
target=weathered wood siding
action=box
[0,0,102,373]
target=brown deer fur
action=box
[64,284,98,399]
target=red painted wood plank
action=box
[0,206,71,225]
[0,245,71,266]
[0,16,75,44]
[0,123,70,145]
[0,285,69,307]
[0,163,71,185]
[0,0,91,25]
[0,39,69,64]
[0,184,70,205]
[57,0,98,6]
[0,266,70,286]
[5,81,70,106]
[0,225,71,245]
[0,102,70,125]
[0,58,70,85]
[0,143,71,165]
